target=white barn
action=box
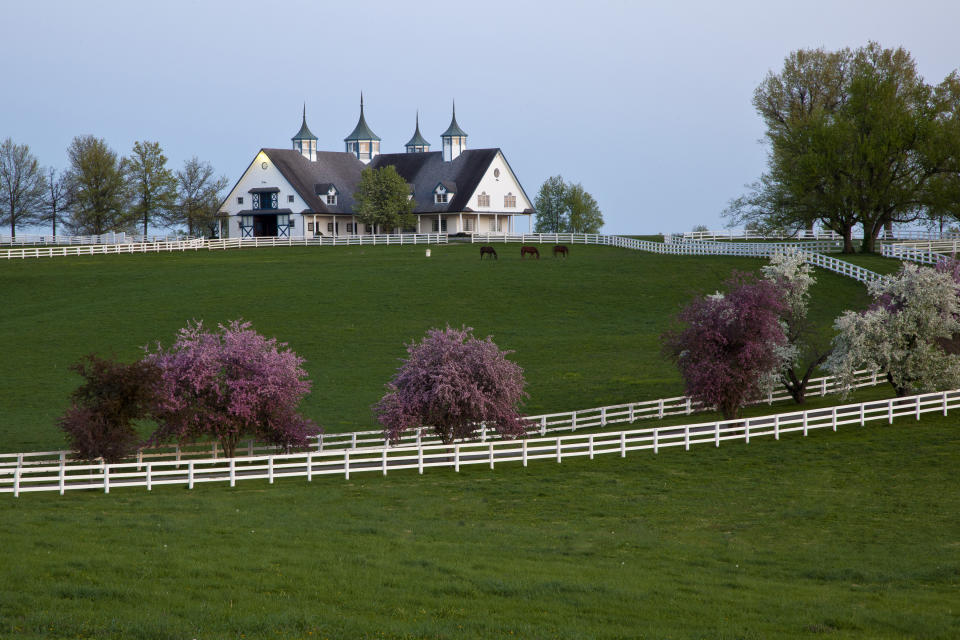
[217,101,533,238]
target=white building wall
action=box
[219,150,312,238]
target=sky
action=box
[4,0,959,235]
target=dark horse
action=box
[480,246,498,260]
[520,246,540,259]
[553,245,569,258]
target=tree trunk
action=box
[841,226,855,253]
[861,231,877,254]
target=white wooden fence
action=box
[881,242,956,265]
[683,229,960,242]
[0,368,883,470]
[2,389,955,496]
[0,234,448,259]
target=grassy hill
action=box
[0,243,878,451]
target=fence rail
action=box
[683,229,960,242]
[0,368,883,469]
[3,389,955,496]
[881,242,955,265]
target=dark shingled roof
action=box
[262,149,366,214]
[344,98,381,142]
[370,148,499,214]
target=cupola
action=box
[440,101,467,162]
[405,112,430,153]
[291,104,317,161]
[344,93,381,164]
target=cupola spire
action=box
[441,100,467,161]
[405,110,431,153]
[344,92,381,164]
[291,103,317,161]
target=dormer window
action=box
[434,185,448,204]
[478,192,490,207]
[321,185,338,206]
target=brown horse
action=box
[520,246,540,259]
[553,245,569,258]
[480,246,498,260]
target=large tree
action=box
[125,140,176,239]
[374,326,527,444]
[65,135,129,235]
[726,43,960,253]
[353,165,415,233]
[0,138,46,239]
[172,157,228,237]
[40,167,71,237]
[532,175,604,234]
[533,175,568,233]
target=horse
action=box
[480,246,498,260]
[553,245,569,258]
[520,246,540,260]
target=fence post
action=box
[715,423,720,447]
[351,433,357,449]
[629,403,635,423]
[916,395,921,420]
[176,445,182,468]
[821,378,827,396]
[556,438,562,463]
[382,449,388,476]
[418,447,424,474]
[268,456,274,484]
[589,434,595,459]
[212,442,217,459]
[745,419,750,444]
[137,450,143,471]
[944,391,949,416]
[685,398,692,415]
[620,432,626,457]
[653,429,658,454]
[774,414,780,440]
[685,426,690,451]
[572,411,577,431]
[803,412,808,436]
[317,434,324,452]
[601,407,607,426]
[489,443,495,469]
[229,458,236,487]
[249,440,254,456]
[58,458,66,495]
[540,416,547,436]
[188,461,194,490]
[307,453,313,482]
[455,444,460,472]
[481,424,487,442]
[344,450,350,480]
[658,399,664,419]
[103,464,110,494]
[888,399,894,424]
[13,464,21,498]
[522,439,528,467]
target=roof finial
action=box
[360,92,364,115]
[302,103,306,123]
[452,99,456,120]
[416,110,420,129]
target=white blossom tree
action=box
[826,263,960,396]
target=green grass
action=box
[829,252,905,275]
[1,413,957,639]
[0,244,871,451]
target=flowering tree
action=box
[58,355,159,462]
[826,263,960,396]
[761,251,831,403]
[145,320,318,458]
[374,326,527,444]
[663,273,789,419]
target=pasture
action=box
[4,242,956,639]
[0,243,875,451]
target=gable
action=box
[219,150,312,214]
[461,150,533,213]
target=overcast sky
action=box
[4,0,959,234]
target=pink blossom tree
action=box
[374,326,527,444]
[145,319,318,458]
[663,273,789,419]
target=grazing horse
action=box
[553,245,569,258]
[520,245,540,260]
[480,246,498,260]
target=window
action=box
[289,219,295,228]
[307,222,314,232]
[327,193,336,205]
[478,192,490,207]
[288,195,295,203]
[435,193,448,203]
[240,215,253,228]
[464,218,474,232]
[237,196,244,205]
[327,222,334,233]
[504,193,516,208]
[431,218,448,232]
[346,223,356,234]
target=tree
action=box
[826,263,960,396]
[58,355,159,463]
[124,140,176,238]
[532,176,604,234]
[353,165,415,233]
[761,251,831,403]
[65,135,129,235]
[173,157,228,237]
[374,326,528,444]
[39,167,71,237]
[145,319,319,458]
[726,43,960,253]
[0,138,46,239]
[533,175,568,233]
[663,273,789,419]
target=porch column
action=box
[459,213,463,233]
[437,214,441,235]
[332,215,336,237]
[352,216,357,235]
[528,214,532,233]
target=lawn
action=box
[0,411,956,639]
[0,243,871,452]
